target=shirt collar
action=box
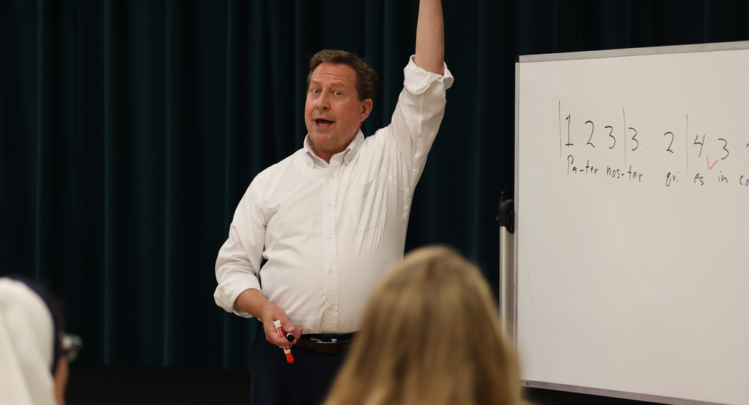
[303,130,364,168]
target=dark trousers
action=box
[250,332,350,405]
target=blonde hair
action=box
[324,246,527,405]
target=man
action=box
[214,0,452,403]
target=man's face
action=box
[305,63,372,161]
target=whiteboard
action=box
[515,42,749,405]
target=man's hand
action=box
[234,288,303,347]
[258,302,303,347]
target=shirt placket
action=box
[321,159,340,332]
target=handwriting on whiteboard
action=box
[559,101,749,188]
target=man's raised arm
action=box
[414,0,445,75]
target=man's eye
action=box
[334,91,342,96]
[311,89,320,94]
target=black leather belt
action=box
[295,333,355,354]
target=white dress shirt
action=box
[215,56,454,333]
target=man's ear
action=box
[360,99,373,122]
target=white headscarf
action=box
[0,277,57,405]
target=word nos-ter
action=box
[567,155,643,182]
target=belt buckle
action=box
[310,337,338,354]
[310,337,338,343]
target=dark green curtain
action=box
[2,0,748,369]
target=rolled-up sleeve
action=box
[390,56,454,191]
[214,178,266,318]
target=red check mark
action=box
[707,156,718,170]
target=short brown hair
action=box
[307,50,377,101]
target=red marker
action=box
[273,320,294,364]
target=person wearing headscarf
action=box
[0,276,69,405]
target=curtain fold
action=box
[2,0,749,368]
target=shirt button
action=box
[327,235,331,239]
[329,173,334,178]
[328,304,334,310]
[327,202,332,207]
[328,268,333,274]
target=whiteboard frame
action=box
[514,40,749,405]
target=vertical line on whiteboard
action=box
[686,114,689,174]
[559,101,562,158]
[623,108,626,166]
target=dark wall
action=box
[1,0,747,388]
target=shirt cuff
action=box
[403,55,454,94]
[214,275,262,318]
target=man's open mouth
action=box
[315,119,333,127]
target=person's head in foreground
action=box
[324,245,527,405]
[0,277,70,405]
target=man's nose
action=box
[316,92,330,110]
